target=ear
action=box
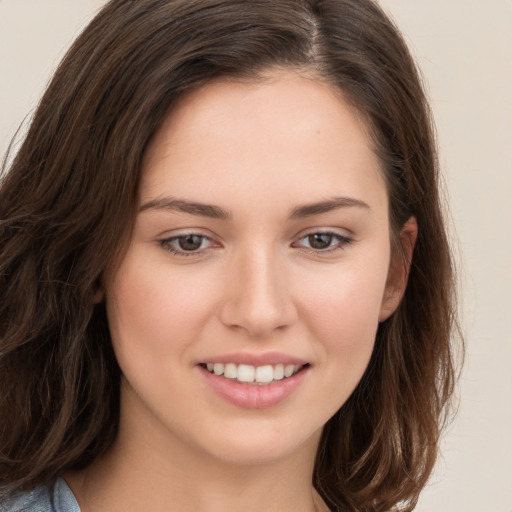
[93,289,104,303]
[379,216,418,322]
[93,280,105,304]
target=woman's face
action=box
[105,70,405,467]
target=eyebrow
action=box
[139,197,232,220]
[139,195,370,220]
[290,197,371,218]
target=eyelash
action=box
[159,230,353,257]
[159,233,214,257]
[292,231,353,254]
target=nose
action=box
[218,246,298,338]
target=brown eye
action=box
[160,234,212,255]
[293,231,353,253]
[177,235,204,251]
[307,233,333,250]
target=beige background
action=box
[1,1,511,510]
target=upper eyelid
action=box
[292,226,353,240]
[158,228,217,241]
[160,231,210,239]
[291,230,354,250]
[157,228,351,240]
[160,233,216,247]
[294,232,352,244]
[157,227,353,244]
[159,234,217,257]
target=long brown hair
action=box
[0,1,460,510]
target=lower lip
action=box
[198,366,308,409]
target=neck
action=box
[65,391,327,512]
[66,444,323,512]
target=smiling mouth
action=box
[200,363,307,385]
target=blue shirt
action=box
[0,478,80,512]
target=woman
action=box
[0,1,459,511]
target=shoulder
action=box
[0,478,80,512]
[0,484,53,512]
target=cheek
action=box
[106,251,230,371]
[301,260,387,333]
[307,289,381,416]
[105,254,216,368]
[297,260,388,380]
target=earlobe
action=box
[379,216,418,322]
[93,288,104,304]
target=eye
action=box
[293,231,352,252]
[159,233,213,255]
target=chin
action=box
[190,420,323,468]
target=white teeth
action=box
[273,364,284,380]
[224,363,237,379]
[284,364,295,378]
[255,365,273,383]
[204,362,304,383]
[237,364,255,383]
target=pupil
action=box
[309,233,332,249]
[179,235,202,251]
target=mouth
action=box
[199,362,309,385]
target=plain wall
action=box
[1,1,511,510]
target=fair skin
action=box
[66,69,416,512]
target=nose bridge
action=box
[219,241,296,337]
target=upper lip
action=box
[198,351,309,367]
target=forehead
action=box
[140,69,387,214]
